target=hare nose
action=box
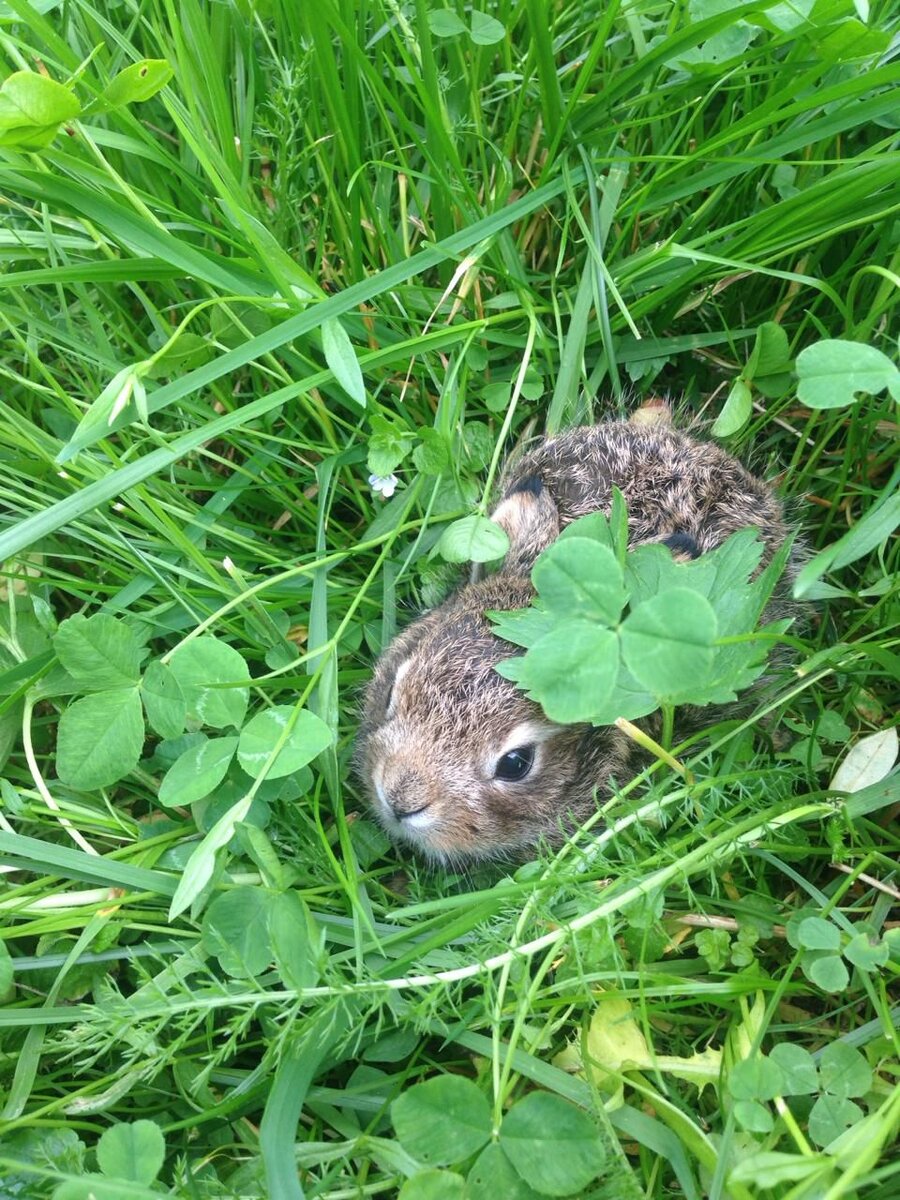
[376,770,432,821]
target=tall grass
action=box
[0,1,897,1198]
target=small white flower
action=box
[368,473,398,498]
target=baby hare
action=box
[356,412,795,861]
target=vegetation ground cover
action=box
[0,1,897,1197]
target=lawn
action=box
[0,1,898,1197]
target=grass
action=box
[0,0,898,1197]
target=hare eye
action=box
[495,745,535,782]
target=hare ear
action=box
[489,475,560,574]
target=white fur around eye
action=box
[486,719,560,779]
[498,719,560,755]
[386,658,413,718]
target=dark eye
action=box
[494,745,535,782]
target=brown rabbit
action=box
[355,411,795,862]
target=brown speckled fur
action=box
[356,417,797,862]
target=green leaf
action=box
[96,1120,164,1185]
[237,706,333,779]
[168,637,250,730]
[729,1151,827,1188]
[158,736,238,807]
[712,378,752,437]
[392,1075,492,1167]
[733,1099,775,1133]
[532,540,626,623]
[140,659,186,740]
[620,588,717,701]
[797,916,840,952]
[769,1044,818,1095]
[805,953,849,993]
[201,886,274,978]
[321,317,366,407]
[427,11,467,38]
[367,413,416,475]
[499,1091,605,1197]
[796,339,900,408]
[53,614,141,690]
[413,428,452,475]
[489,606,556,649]
[514,621,618,724]
[168,791,254,919]
[268,891,322,991]
[437,515,509,563]
[398,1171,466,1200]
[56,688,144,790]
[467,1143,543,1199]
[101,59,173,107]
[843,931,889,972]
[470,11,506,45]
[808,1095,864,1148]
[746,321,791,379]
[0,71,80,149]
[728,1056,785,1102]
[818,1042,872,1099]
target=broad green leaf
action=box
[398,1171,466,1200]
[96,1120,164,1185]
[712,378,752,437]
[201,886,274,978]
[620,588,717,700]
[843,931,889,972]
[237,706,333,778]
[818,1043,872,1099]
[321,318,366,407]
[499,1092,605,1197]
[268,891,322,991]
[796,339,900,409]
[367,413,416,476]
[558,510,618,555]
[140,659,186,740]
[101,59,173,107]
[53,614,141,690]
[437,515,509,564]
[727,1056,785,1102]
[489,606,556,649]
[392,1076,492,1167]
[805,953,849,993]
[56,688,144,789]
[769,1044,817,1096]
[532,540,626,623]
[0,71,79,149]
[746,321,790,379]
[168,637,250,730]
[514,621,618,724]
[467,1144,542,1199]
[413,428,451,475]
[808,1095,864,1148]
[733,1099,774,1133]
[158,736,238,807]
[797,917,840,952]
[427,10,467,37]
[729,1151,827,1188]
[470,11,506,45]
[829,728,898,793]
